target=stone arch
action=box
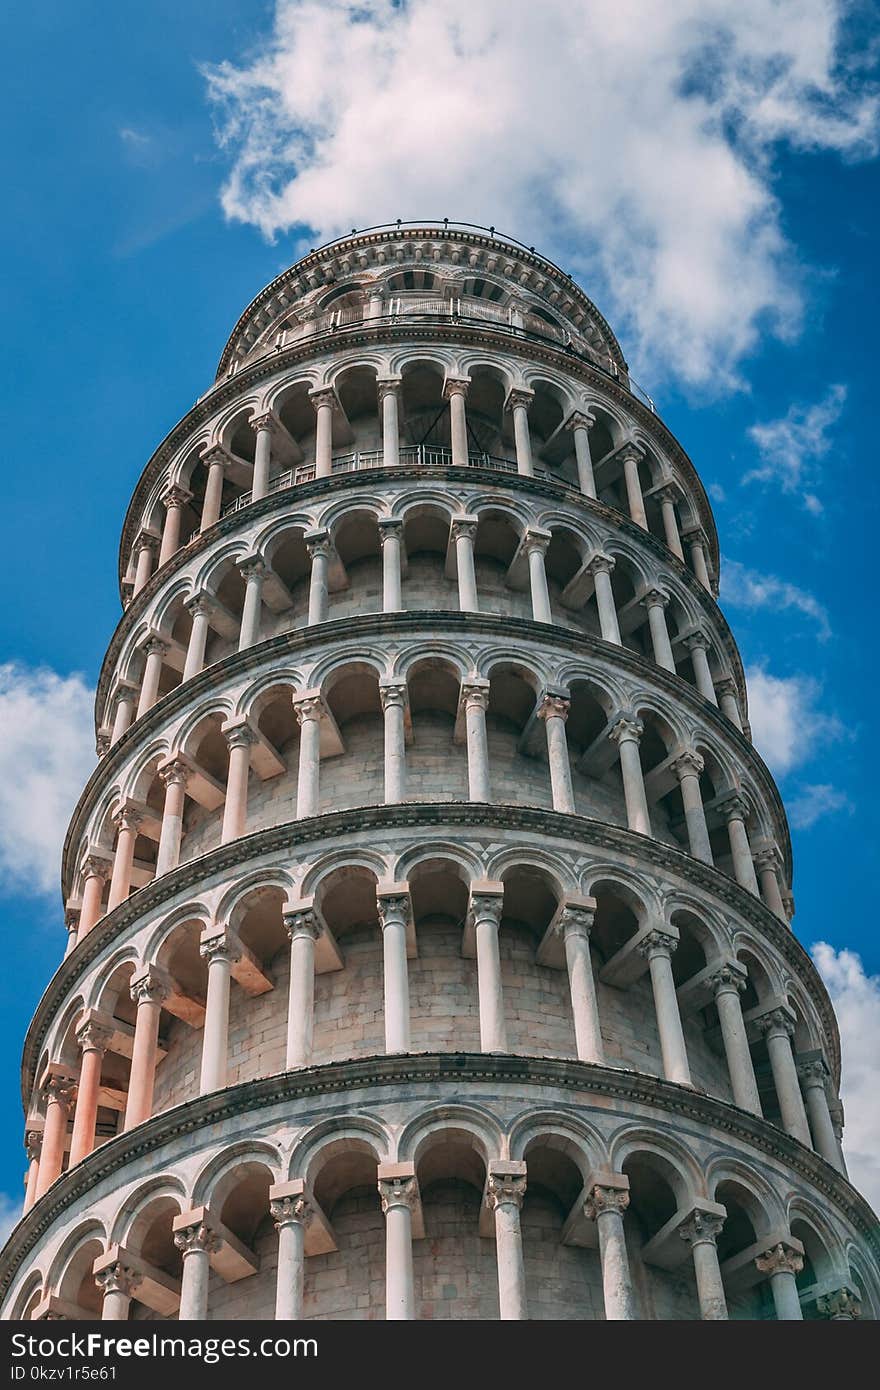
[49,1219,108,1317]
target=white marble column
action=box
[250,412,277,501]
[798,1057,843,1169]
[136,637,167,716]
[444,378,470,468]
[565,411,597,498]
[609,715,651,835]
[451,517,479,611]
[638,930,691,1086]
[684,631,718,704]
[753,846,787,920]
[376,886,412,1053]
[199,447,230,532]
[310,389,336,478]
[221,723,254,844]
[271,1191,312,1320]
[238,558,265,650]
[378,1169,418,1320]
[468,883,507,1052]
[720,794,759,894]
[198,928,242,1094]
[683,527,712,590]
[710,965,762,1116]
[379,518,404,612]
[755,1241,804,1320]
[524,528,553,623]
[507,389,535,476]
[183,596,211,682]
[619,443,648,528]
[584,1176,636,1320]
[558,902,604,1063]
[538,694,575,813]
[588,555,621,644]
[132,534,158,596]
[294,695,323,818]
[380,681,408,804]
[378,379,401,468]
[486,1165,528,1319]
[756,1010,812,1147]
[672,751,713,864]
[77,855,112,939]
[95,1259,142,1322]
[174,1218,219,1320]
[715,676,744,732]
[641,588,676,672]
[678,1213,728,1320]
[461,679,491,801]
[23,1132,41,1215]
[283,905,320,1069]
[305,529,331,624]
[124,968,169,1130]
[158,485,192,567]
[107,805,142,912]
[655,485,685,561]
[110,686,137,745]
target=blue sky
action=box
[0,0,878,1221]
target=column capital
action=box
[459,676,490,713]
[133,530,160,556]
[378,516,404,541]
[293,692,325,725]
[141,634,169,659]
[25,1130,42,1161]
[199,925,243,968]
[554,896,597,941]
[682,628,710,653]
[96,732,111,759]
[379,681,408,715]
[377,1164,420,1214]
[442,376,470,400]
[158,755,190,789]
[618,440,646,465]
[584,1171,630,1221]
[161,484,192,510]
[796,1054,831,1089]
[671,749,705,780]
[537,692,570,723]
[450,515,478,543]
[755,1007,796,1041]
[486,1162,527,1211]
[564,409,596,433]
[94,1260,142,1301]
[640,586,670,611]
[753,843,782,874]
[75,1012,113,1056]
[708,961,748,997]
[376,376,403,402]
[681,525,708,548]
[715,675,740,700]
[816,1286,861,1319]
[308,386,339,412]
[717,791,750,824]
[172,1218,221,1258]
[184,591,213,620]
[609,712,644,746]
[304,527,331,559]
[467,880,505,929]
[270,1193,314,1230]
[40,1068,77,1105]
[237,556,265,583]
[523,526,551,557]
[112,803,143,836]
[111,682,138,711]
[637,928,679,962]
[82,852,113,882]
[654,482,680,504]
[222,719,257,753]
[376,882,413,933]
[283,899,322,943]
[677,1208,725,1249]
[505,387,535,413]
[755,1240,804,1279]
[130,965,171,1007]
[586,552,615,578]
[250,409,281,436]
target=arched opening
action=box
[406,659,468,801]
[566,679,621,822]
[412,1128,495,1319]
[712,1179,767,1319]
[313,867,383,1061]
[474,511,526,620]
[322,664,382,812]
[621,1150,695,1319]
[519,1137,595,1319]
[126,1194,185,1321]
[486,663,547,808]
[205,1160,275,1320]
[401,504,455,610]
[180,714,230,863]
[307,1140,384,1319]
[331,510,382,620]
[499,865,571,1057]
[407,857,476,1050]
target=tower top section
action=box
[216,221,629,387]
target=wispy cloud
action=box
[745,665,843,776]
[202,0,878,389]
[0,1193,19,1248]
[721,559,832,639]
[811,943,880,1213]
[0,664,95,898]
[788,782,853,829]
[745,383,847,511]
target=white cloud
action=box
[745,383,847,509]
[203,0,878,388]
[788,782,853,829]
[0,1193,20,1249]
[811,943,880,1213]
[0,664,95,899]
[745,665,842,775]
[721,559,831,639]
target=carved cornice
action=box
[40,804,831,1115]
[2,1052,876,1304]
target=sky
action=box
[0,0,878,1232]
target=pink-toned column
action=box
[132,534,158,596]
[23,1132,41,1214]
[124,968,169,1130]
[77,855,112,939]
[378,1168,418,1320]
[199,447,230,532]
[136,637,167,717]
[35,1073,76,1199]
[238,558,265,649]
[68,1015,113,1168]
[158,485,192,567]
[155,758,189,876]
[107,806,142,912]
[182,596,211,682]
[110,686,137,745]
[199,928,242,1094]
[271,1188,313,1320]
[221,724,255,844]
[283,904,320,1069]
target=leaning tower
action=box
[2,223,876,1323]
